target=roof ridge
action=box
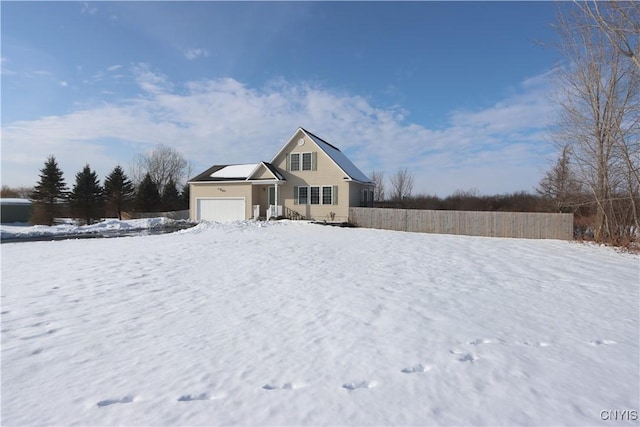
[300,127,341,152]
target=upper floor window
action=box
[302,152,312,171]
[287,152,317,172]
[290,153,300,171]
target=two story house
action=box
[189,127,374,222]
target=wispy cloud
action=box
[81,2,98,15]
[133,63,173,94]
[1,69,556,195]
[83,65,127,85]
[0,56,16,75]
[28,70,54,78]
[184,48,209,61]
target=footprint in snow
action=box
[401,364,432,374]
[178,393,212,402]
[523,341,551,347]
[97,395,134,407]
[590,339,616,346]
[342,380,376,390]
[262,382,294,390]
[450,350,479,363]
[30,348,44,356]
[468,338,499,345]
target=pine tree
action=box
[161,179,181,211]
[179,183,190,210]
[69,164,103,225]
[31,155,68,225]
[104,165,135,219]
[135,173,161,212]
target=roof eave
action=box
[189,178,286,184]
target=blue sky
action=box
[2,1,562,196]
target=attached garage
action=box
[196,198,246,222]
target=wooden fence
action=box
[349,207,573,240]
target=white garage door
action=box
[196,198,246,222]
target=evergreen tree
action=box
[179,183,190,210]
[69,164,103,225]
[104,165,135,219]
[161,179,181,211]
[31,155,68,225]
[135,173,161,212]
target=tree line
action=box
[23,145,191,225]
[369,2,639,248]
[546,1,639,246]
[370,169,558,212]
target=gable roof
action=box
[190,161,284,183]
[259,162,285,180]
[271,127,373,184]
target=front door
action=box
[268,186,275,206]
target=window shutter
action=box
[332,185,338,205]
[312,152,317,171]
[293,186,298,205]
[286,153,290,171]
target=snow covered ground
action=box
[1,220,638,426]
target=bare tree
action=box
[1,186,34,199]
[553,2,639,243]
[131,145,190,190]
[390,168,414,202]
[370,170,386,201]
[538,145,583,213]
[572,1,640,70]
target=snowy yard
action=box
[1,220,638,426]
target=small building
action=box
[189,127,375,222]
[1,199,33,224]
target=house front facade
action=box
[189,128,374,222]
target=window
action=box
[288,152,316,172]
[302,152,312,171]
[290,153,300,171]
[310,186,320,205]
[361,189,374,207]
[298,186,308,204]
[295,185,337,205]
[322,186,332,205]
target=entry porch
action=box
[252,183,283,220]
